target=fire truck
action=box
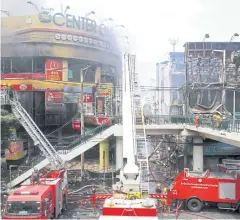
[166,168,240,212]
[2,89,68,219]
[4,169,68,219]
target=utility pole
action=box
[80,68,85,179]
[80,65,91,179]
[222,50,226,106]
[156,63,160,116]
[185,43,189,115]
[233,90,236,128]
[160,65,164,115]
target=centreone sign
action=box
[39,10,110,35]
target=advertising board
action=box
[46,91,63,103]
[97,84,113,96]
[45,59,63,81]
[1,73,46,80]
[5,141,24,161]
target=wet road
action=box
[1,168,240,219]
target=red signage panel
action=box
[84,94,93,103]
[46,70,63,81]
[45,59,63,81]
[72,121,81,130]
[12,84,33,91]
[1,73,46,80]
[85,116,111,126]
[0,84,33,91]
[46,91,63,103]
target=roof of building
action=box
[169,52,184,57]
[183,42,240,51]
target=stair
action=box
[8,122,116,188]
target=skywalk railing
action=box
[55,116,122,153]
[142,115,240,133]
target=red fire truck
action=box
[3,169,68,219]
[3,88,68,219]
[166,168,240,212]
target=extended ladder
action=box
[10,99,65,169]
[128,54,150,196]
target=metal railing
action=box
[55,117,121,154]
[117,115,240,133]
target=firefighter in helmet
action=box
[161,187,168,213]
[31,167,40,184]
[156,183,162,193]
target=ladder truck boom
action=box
[1,88,65,170]
[11,100,65,169]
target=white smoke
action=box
[1,0,46,16]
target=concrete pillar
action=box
[95,66,101,83]
[116,137,123,170]
[193,136,203,172]
[99,139,109,168]
[62,60,68,81]
[184,155,188,168]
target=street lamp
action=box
[230,33,239,42]
[115,24,125,28]
[80,64,91,178]
[117,36,128,40]
[101,18,113,23]
[203,34,210,57]
[0,10,10,16]
[27,1,39,12]
[203,33,210,41]
[64,5,70,14]
[85,11,95,18]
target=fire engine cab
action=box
[167,168,240,212]
[4,169,68,219]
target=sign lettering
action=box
[39,11,109,36]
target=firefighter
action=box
[213,112,223,129]
[31,167,40,184]
[7,86,14,100]
[161,187,168,213]
[156,183,162,193]
[216,112,223,128]
[194,114,201,128]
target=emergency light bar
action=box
[14,191,38,195]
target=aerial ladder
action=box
[113,53,149,197]
[129,54,150,196]
[2,89,65,185]
[2,88,116,188]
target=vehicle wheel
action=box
[187,198,202,212]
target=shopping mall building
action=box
[1,9,122,128]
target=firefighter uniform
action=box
[31,168,40,184]
[161,188,168,212]
[156,183,162,193]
